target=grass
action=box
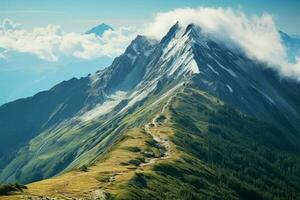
[98,86,300,200]
[0,83,181,199]
[114,86,300,200]
[0,126,165,199]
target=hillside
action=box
[1,85,299,199]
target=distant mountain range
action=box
[0,23,299,199]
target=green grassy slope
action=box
[117,86,300,200]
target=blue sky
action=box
[1,0,300,34]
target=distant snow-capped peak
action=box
[85,23,113,36]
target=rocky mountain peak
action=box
[160,21,180,45]
[124,35,157,58]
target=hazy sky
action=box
[1,0,300,34]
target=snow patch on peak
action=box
[160,29,199,76]
[189,59,200,74]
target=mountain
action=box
[279,31,300,63]
[0,23,300,199]
[85,23,113,36]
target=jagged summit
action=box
[124,35,157,58]
[160,22,206,46]
[87,22,300,134]
[160,21,180,45]
[84,22,300,133]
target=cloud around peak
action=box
[144,7,300,80]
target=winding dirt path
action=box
[140,93,176,167]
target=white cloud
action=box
[144,7,300,80]
[0,19,138,62]
[1,9,300,80]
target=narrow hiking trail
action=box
[88,92,176,186]
[140,92,176,167]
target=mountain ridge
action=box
[0,23,300,199]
